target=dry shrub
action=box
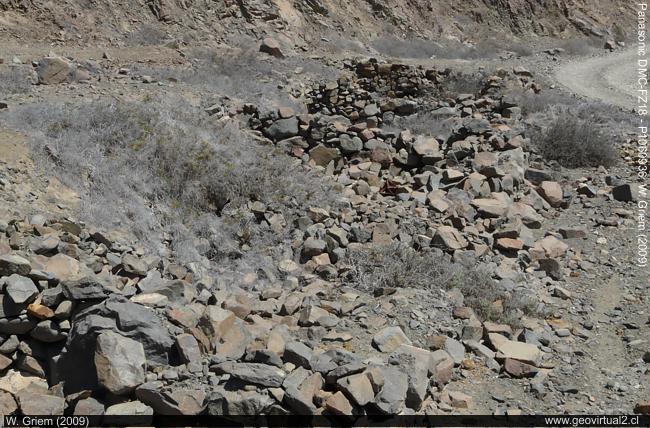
[0,66,31,96]
[344,243,542,325]
[531,108,618,168]
[6,98,337,262]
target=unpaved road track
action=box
[556,49,638,110]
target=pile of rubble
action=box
[0,57,646,417]
[0,213,551,416]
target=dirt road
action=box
[555,49,638,110]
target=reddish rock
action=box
[503,358,538,378]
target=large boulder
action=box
[259,38,284,58]
[37,55,76,85]
[95,331,146,395]
[0,254,31,276]
[264,117,299,140]
[3,274,38,304]
[55,295,173,393]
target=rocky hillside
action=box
[0,39,647,417]
[0,0,633,50]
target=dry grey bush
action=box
[558,37,601,56]
[440,71,487,97]
[0,66,31,96]
[134,48,337,111]
[371,35,532,60]
[390,111,457,139]
[126,24,167,46]
[531,107,618,168]
[7,98,337,264]
[344,243,539,324]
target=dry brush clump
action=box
[530,107,618,168]
[0,66,32,96]
[6,98,337,263]
[370,35,532,60]
[344,243,542,325]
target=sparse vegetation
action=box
[558,37,601,56]
[531,108,618,168]
[345,243,543,325]
[133,48,337,109]
[126,24,167,46]
[389,111,456,139]
[0,66,31,96]
[440,71,487,97]
[371,35,532,60]
[6,98,336,262]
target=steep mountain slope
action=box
[0,0,633,49]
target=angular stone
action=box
[337,372,374,406]
[444,338,465,365]
[448,390,472,408]
[302,238,327,258]
[0,354,11,371]
[503,358,538,378]
[488,333,541,365]
[372,326,411,353]
[390,344,431,409]
[206,387,273,415]
[4,274,38,304]
[105,401,153,416]
[373,366,408,414]
[283,341,312,369]
[18,391,65,415]
[27,303,55,319]
[429,349,454,385]
[537,181,563,208]
[175,333,202,364]
[535,236,569,258]
[612,184,638,202]
[121,254,148,276]
[61,276,109,300]
[325,391,354,415]
[413,136,440,157]
[0,390,17,415]
[95,331,146,395]
[495,238,523,252]
[74,397,105,415]
[472,151,499,176]
[56,295,173,394]
[30,320,66,342]
[37,55,75,84]
[212,362,285,387]
[432,226,468,251]
[199,306,251,360]
[0,254,31,276]
[259,37,284,58]
[283,386,317,414]
[43,254,79,281]
[265,117,299,140]
[471,198,508,218]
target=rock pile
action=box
[0,214,554,416]
[2,55,643,417]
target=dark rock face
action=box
[55,295,173,393]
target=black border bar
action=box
[4,414,650,427]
